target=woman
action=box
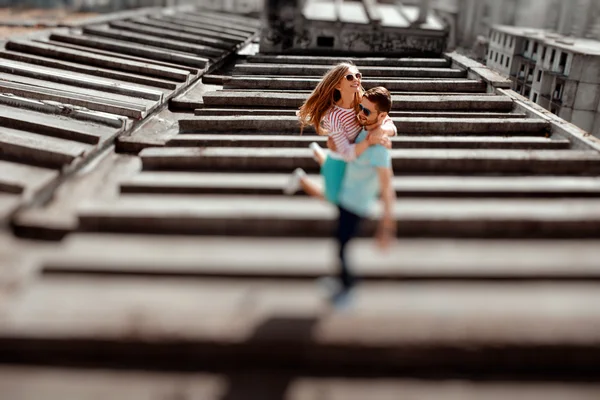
[284,62,396,202]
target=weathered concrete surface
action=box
[247,55,451,67]
[121,173,600,198]
[77,195,600,237]
[0,160,58,197]
[178,116,548,135]
[233,64,467,78]
[139,147,600,175]
[7,40,191,81]
[167,134,569,150]
[200,92,514,111]
[223,77,486,92]
[1,366,599,400]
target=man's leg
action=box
[336,206,362,290]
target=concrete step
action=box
[0,58,164,101]
[5,276,600,375]
[246,55,451,67]
[43,39,200,75]
[121,173,600,198]
[155,15,255,38]
[77,195,600,238]
[0,160,57,196]
[139,148,600,175]
[167,134,569,150]
[109,20,236,50]
[223,77,487,92]
[186,9,262,28]
[7,39,190,82]
[194,108,526,119]
[42,234,600,279]
[0,105,122,145]
[131,17,248,43]
[49,33,209,69]
[2,366,598,400]
[233,64,467,78]
[0,72,156,118]
[0,193,20,223]
[0,51,179,90]
[200,92,514,111]
[82,25,225,58]
[0,80,147,120]
[178,116,549,135]
[159,13,258,35]
[0,127,91,169]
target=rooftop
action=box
[493,24,600,56]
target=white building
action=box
[488,25,600,137]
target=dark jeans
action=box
[336,206,363,290]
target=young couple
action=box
[284,62,397,304]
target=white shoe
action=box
[283,168,306,195]
[309,142,325,163]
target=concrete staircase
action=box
[2,31,600,399]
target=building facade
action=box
[488,25,600,137]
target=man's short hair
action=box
[363,86,392,113]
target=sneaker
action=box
[283,168,306,195]
[309,142,325,163]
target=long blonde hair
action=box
[297,62,364,135]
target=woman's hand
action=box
[368,128,392,149]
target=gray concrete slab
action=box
[167,134,569,150]
[187,10,262,28]
[77,195,600,237]
[109,20,235,50]
[0,106,120,145]
[233,64,467,78]
[247,55,451,67]
[193,108,526,119]
[200,91,513,111]
[121,172,600,198]
[222,76,486,92]
[0,73,155,117]
[42,39,200,75]
[7,40,190,82]
[0,58,164,101]
[49,33,209,69]
[154,15,253,39]
[0,94,126,129]
[0,50,179,90]
[0,193,20,223]
[139,147,600,175]
[2,368,597,400]
[0,81,146,120]
[82,25,225,58]
[178,116,548,135]
[0,127,90,169]
[160,13,258,34]
[0,160,57,196]
[130,17,247,43]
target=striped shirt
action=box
[321,105,397,161]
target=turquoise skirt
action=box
[321,156,347,204]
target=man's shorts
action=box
[321,155,347,204]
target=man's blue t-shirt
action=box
[338,129,392,217]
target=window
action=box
[518,64,526,78]
[524,87,531,97]
[516,84,522,92]
[537,70,542,82]
[317,36,334,47]
[510,36,514,47]
[506,56,510,67]
[533,42,538,55]
[525,40,530,53]
[551,106,558,114]
[526,67,534,83]
[533,93,538,102]
[550,49,556,64]
[553,82,563,101]
[495,52,499,62]
[489,50,494,61]
[500,54,504,64]
[541,46,547,61]
[559,52,568,73]
[503,35,508,47]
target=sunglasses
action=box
[345,72,362,81]
[358,103,373,117]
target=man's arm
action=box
[376,166,396,250]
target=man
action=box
[329,86,396,304]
